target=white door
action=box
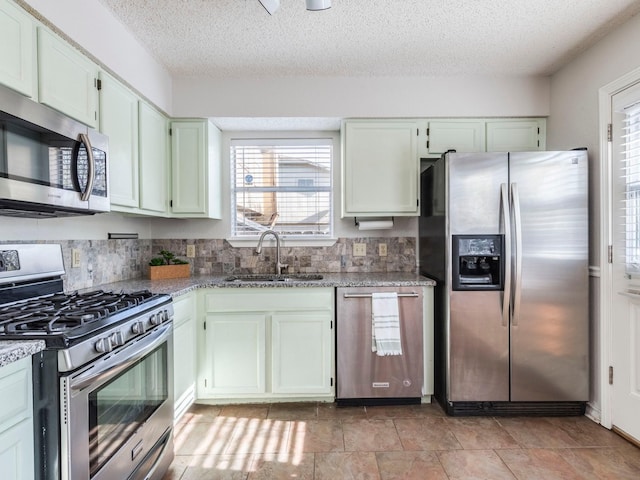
[610,80,640,443]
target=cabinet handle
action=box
[343,292,419,298]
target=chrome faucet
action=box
[255,230,288,275]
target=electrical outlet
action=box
[186,244,196,258]
[378,243,388,256]
[71,249,81,268]
[353,243,366,256]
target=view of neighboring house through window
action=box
[230,138,333,238]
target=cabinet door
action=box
[202,313,266,395]
[0,357,34,480]
[0,419,34,480]
[99,72,139,209]
[37,27,98,127]
[173,294,197,420]
[343,121,419,217]
[139,102,168,215]
[171,120,222,218]
[427,121,485,155]
[486,120,545,152]
[0,0,35,98]
[171,120,206,215]
[271,312,333,394]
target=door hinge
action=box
[608,245,614,264]
[607,123,613,142]
[537,127,540,134]
[96,78,102,91]
[169,127,172,136]
[417,198,420,207]
[203,321,206,330]
[330,320,333,329]
[170,200,173,208]
[426,127,430,136]
[416,128,419,136]
[609,365,613,385]
[330,377,334,387]
[204,379,207,387]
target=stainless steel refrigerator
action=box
[419,150,589,415]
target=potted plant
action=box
[148,250,190,280]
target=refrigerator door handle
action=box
[511,182,523,326]
[500,183,511,327]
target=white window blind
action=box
[621,101,640,273]
[231,138,333,238]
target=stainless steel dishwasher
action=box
[336,286,424,405]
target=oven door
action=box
[61,322,174,480]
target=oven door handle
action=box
[70,322,171,391]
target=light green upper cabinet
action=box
[0,0,36,98]
[139,101,169,215]
[486,119,546,151]
[426,120,486,155]
[99,72,140,210]
[37,27,98,127]
[170,120,222,218]
[342,120,419,217]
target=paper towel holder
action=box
[354,217,394,230]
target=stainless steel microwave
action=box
[0,85,109,218]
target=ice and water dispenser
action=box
[452,235,503,290]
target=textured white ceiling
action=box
[98,0,640,78]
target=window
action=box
[621,100,640,273]
[231,138,333,238]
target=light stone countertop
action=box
[87,272,437,298]
[0,340,46,368]
[0,273,435,367]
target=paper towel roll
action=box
[357,220,394,230]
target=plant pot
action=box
[149,264,190,280]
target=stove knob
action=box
[110,331,124,347]
[131,321,146,335]
[163,309,170,322]
[149,313,161,326]
[95,337,113,353]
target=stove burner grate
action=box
[0,289,158,335]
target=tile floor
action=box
[163,402,640,479]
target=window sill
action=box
[227,238,338,248]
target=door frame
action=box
[597,65,640,430]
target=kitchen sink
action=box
[224,274,324,283]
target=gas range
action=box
[0,244,172,371]
[0,243,175,480]
[0,288,172,371]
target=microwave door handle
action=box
[78,133,95,201]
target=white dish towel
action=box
[371,292,403,356]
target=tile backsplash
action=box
[1,237,416,291]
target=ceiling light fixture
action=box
[259,0,280,15]
[305,0,331,11]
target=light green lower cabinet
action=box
[271,312,333,394]
[203,313,267,395]
[198,288,334,401]
[173,292,197,421]
[0,357,34,480]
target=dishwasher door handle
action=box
[342,292,420,298]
